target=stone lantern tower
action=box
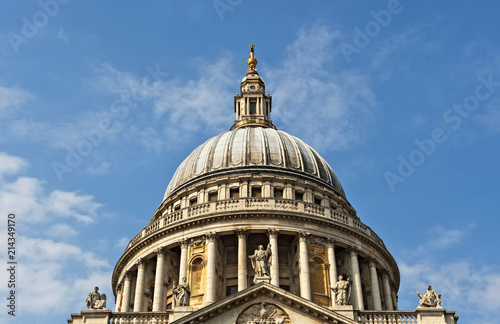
[68,46,459,324]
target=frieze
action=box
[190,235,206,247]
[309,235,326,246]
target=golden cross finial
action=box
[247,44,258,74]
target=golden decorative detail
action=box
[247,44,258,75]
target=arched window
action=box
[189,256,206,306]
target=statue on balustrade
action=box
[173,277,191,306]
[416,285,442,308]
[331,275,351,306]
[249,244,272,283]
[86,286,107,309]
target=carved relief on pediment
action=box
[236,302,291,324]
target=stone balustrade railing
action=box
[357,311,417,323]
[126,197,384,250]
[110,312,170,324]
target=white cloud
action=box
[8,236,112,316]
[90,57,236,144]
[398,224,500,323]
[45,223,78,240]
[475,101,500,134]
[0,152,113,320]
[0,83,32,116]
[0,152,28,179]
[87,161,111,175]
[45,190,102,223]
[0,152,104,224]
[267,24,376,151]
[114,237,130,249]
[399,260,500,322]
[57,28,70,44]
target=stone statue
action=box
[249,244,272,283]
[331,275,351,305]
[236,302,289,324]
[173,277,190,306]
[86,286,107,309]
[416,285,442,308]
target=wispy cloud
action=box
[0,152,113,320]
[0,152,28,179]
[0,83,33,117]
[398,224,500,323]
[475,100,500,134]
[267,24,377,151]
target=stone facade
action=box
[68,46,459,324]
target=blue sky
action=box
[0,1,499,323]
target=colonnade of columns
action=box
[117,231,396,312]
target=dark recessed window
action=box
[280,285,290,292]
[274,188,283,198]
[174,205,181,211]
[314,197,321,205]
[190,197,198,206]
[252,187,262,197]
[208,192,218,202]
[226,285,238,296]
[295,192,303,201]
[250,101,257,114]
[230,188,239,199]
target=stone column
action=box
[114,284,122,312]
[298,232,311,300]
[152,248,166,312]
[206,232,218,304]
[121,271,132,312]
[382,270,394,310]
[179,239,189,283]
[391,290,398,310]
[133,259,146,312]
[369,259,382,310]
[326,238,338,298]
[236,229,247,292]
[268,229,279,287]
[349,249,364,310]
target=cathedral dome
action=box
[164,127,346,200]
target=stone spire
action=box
[230,44,276,130]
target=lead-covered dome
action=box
[164,127,345,200]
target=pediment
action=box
[170,282,357,324]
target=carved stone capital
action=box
[327,237,336,246]
[348,248,359,257]
[369,258,378,268]
[155,247,165,257]
[268,228,279,238]
[206,231,218,242]
[298,232,309,242]
[179,238,189,249]
[236,228,247,238]
[136,258,145,268]
[124,271,132,280]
